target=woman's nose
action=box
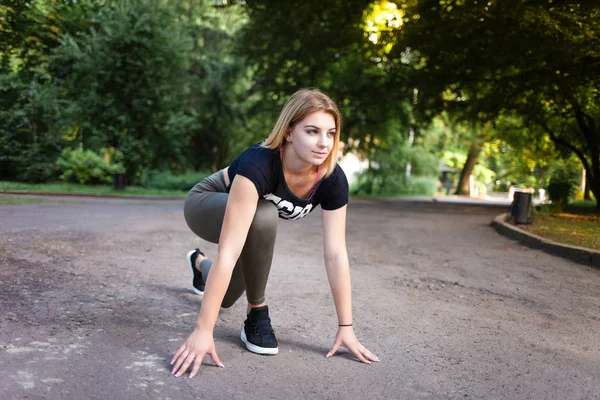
[317,132,328,146]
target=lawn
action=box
[0,181,188,197]
[527,211,600,251]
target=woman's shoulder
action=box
[324,164,348,185]
[228,143,279,195]
[238,142,278,161]
[229,142,278,179]
[317,163,348,196]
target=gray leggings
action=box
[183,170,278,307]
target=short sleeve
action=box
[320,165,349,211]
[228,145,273,196]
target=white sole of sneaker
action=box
[186,250,204,296]
[240,330,279,355]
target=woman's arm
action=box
[322,206,352,325]
[171,175,259,377]
[322,206,379,364]
[195,175,258,331]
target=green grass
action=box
[527,212,600,251]
[570,200,597,208]
[0,196,57,205]
[0,181,188,197]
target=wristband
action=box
[338,324,353,327]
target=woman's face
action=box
[286,111,336,166]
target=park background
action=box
[1,0,598,212]
[3,2,600,398]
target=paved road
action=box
[1,196,599,399]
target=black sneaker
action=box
[186,248,205,295]
[241,305,279,355]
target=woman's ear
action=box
[285,129,292,142]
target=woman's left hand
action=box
[325,326,379,364]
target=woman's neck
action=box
[281,145,316,177]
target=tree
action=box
[0,0,101,181]
[237,0,412,160]
[49,0,193,177]
[383,0,600,207]
[168,0,256,171]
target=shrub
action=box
[16,143,61,183]
[18,159,59,183]
[56,147,125,184]
[546,161,579,209]
[406,176,438,196]
[351,171,437,197]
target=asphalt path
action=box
[1,195,599,399]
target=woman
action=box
[171,88,378,378]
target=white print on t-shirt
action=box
[263,193,313,220]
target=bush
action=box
[139,170,211,191]
[351,171,437,197]
[18,159,59,183]
[15,143,61,183]
[546,161,579,209]
[406,176,438,196]
[56,147,125,185]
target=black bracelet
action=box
[338,324,353,327]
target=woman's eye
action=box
[327,131,335,137]
[306,129,318,134]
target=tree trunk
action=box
[455,142,481,196]
[584,178,592,201]
[590,175,600,210]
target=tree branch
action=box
[534,116,593,176]
[571,100,599,178]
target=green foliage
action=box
[138,169,210,191]
[18,144,61,183]
[5,0,597,210]
[49,0,193,177]
[472,164,495,186]
[352,172,437,197]
[382,0,600,206]
[166,0,255,171]
[239,0,412,161]
[1,0,100,75]
[482,135,555,191]
[0,72,71,182]
[350,125,438,197]
[56,147,125,185]
[1,0,258,184]
[547,160,580,210]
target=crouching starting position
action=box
[171,88,379,378]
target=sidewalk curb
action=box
[0,190,185,201]
[491,213,600,269]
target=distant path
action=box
[1,196,599,399]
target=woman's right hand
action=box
[170,328,224,378]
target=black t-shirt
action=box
[227,143,349,220]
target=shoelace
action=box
[252,318,274,335]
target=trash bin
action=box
[112,173,125,190]
[510,191,532,224]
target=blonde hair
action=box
[263,88,342,178]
